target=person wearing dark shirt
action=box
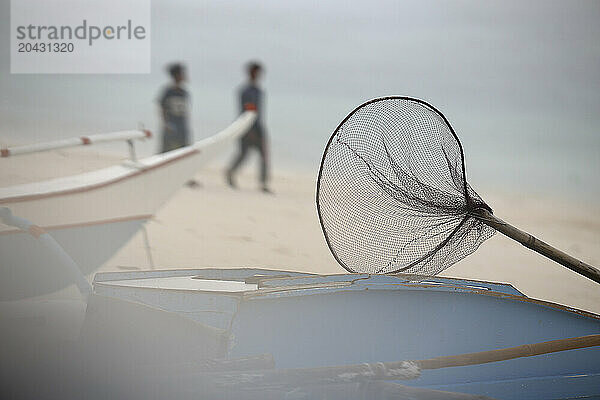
[159,63,190,153]
[158,63,199,188]
[226,61,271,193]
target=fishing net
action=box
[317,97,495,275]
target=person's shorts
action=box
[161,123,189,153]
[241,127,265,148]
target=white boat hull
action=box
[0,217,146,300]
[0,112,256,299]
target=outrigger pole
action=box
[1,129,152,158]
[0,207,92,300]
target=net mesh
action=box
[317,97,495,275]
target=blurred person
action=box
[158,63,199,187]
[226,61,272,193]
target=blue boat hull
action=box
[89,268,600,399]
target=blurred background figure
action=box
[226,61,271,193]
[159,63,189,153]
[158,63,199,187]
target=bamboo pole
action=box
[472,208,600,284]
[204,334,600,388]
[415,334,600,370]
[0,129,152,157]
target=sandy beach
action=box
[2,148,599,314]
[110,169,600,314]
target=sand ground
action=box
[2,148,599,314]
[107,166,600,314]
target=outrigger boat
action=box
[0,112,255,299]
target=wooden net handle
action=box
[472,208,600,284]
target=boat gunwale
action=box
[0,111,256,204]
[0,213,152,236]
[0,147,201,204]
[91,268,600,321]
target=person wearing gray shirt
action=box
[158,63,199,188]
[226,61,271,193]
[159,63,190,153]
